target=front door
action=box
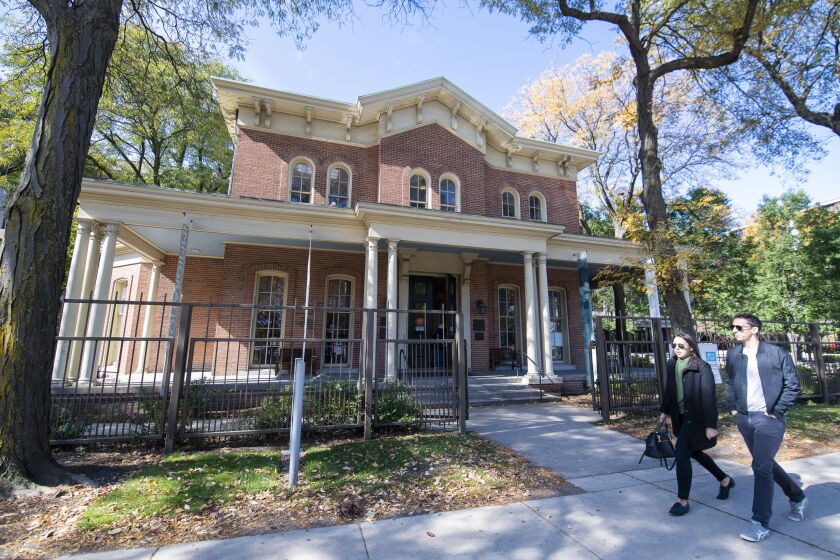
[407,275,457,368]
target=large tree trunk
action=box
[0,0,123,488]
[635,77,694,336]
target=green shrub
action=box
[50,407,87,441]
[376,382,421,425]
[253,388,294,430]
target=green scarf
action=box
[675,357,690,415]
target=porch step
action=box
[468,375,561,407]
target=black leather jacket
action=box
[725,342,800,419]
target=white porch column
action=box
[135,260,163,373]
[66,224,104,381]
[537,252,554,376]
[79,223,120,383]
[52,219,92,382]
[362,236,380,383]
[385,239,399,380]
[522,252,538,375]
[644,257,661,317]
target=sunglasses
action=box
[671,342,687,350]
[730,324,751,332]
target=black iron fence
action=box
[50,299,467,448]
[592,316,840,419]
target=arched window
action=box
[327,164,351,208]
[501,188,520,218]
[289,158,314,204]
[251,272,288,367]
[409,172,428,208]
[439,174,459,212]
[528,193,546,222]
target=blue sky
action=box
[229,2,838,222]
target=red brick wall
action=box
[230,128,379,204]
[229,124,580,231]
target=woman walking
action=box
[659,333,735,515]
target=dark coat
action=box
[725,342,800,419]
[659,357,718,451]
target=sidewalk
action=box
[60,403,840,559]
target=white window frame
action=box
[528,192,547,222]
[288,157,315,204]
[501,187,520,219]
[497,283,522,359]
[250,271,289,367]
[438,173,460,212]
[408,168,431,209]
[548,287,570,364]
[326,163,352,208]
[322,274,355,368]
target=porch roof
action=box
[77,179,645,268]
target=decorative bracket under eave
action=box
[305,106,314,136]
[416,94,426,124]
[451,99,462,130]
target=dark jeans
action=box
[675,419,726,500]
[735,411,805,527]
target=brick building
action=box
[57,78,641,386]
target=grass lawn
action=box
[0,433,576,559]
[599,401,840,465]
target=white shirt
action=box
[744,347,766,412]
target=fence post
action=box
[454,313,467,434]
[594,316,611,422]
[363,309,375,441]
[165,303,191,453]
[810,323,829,404]
[651,317,667,399]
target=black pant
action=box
[735,411,804,526]
[675,419,726,500]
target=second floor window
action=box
[328,167,349,207]
[290,161,313,203]
[529,195,543,221]
[440,178,457,212]
[409,174,427,208]
[502,191,517,218]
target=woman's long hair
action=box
[672,332,706,369]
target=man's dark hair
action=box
[734,312,762,332]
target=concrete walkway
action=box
[60,403,840,559]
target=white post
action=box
[364,237,379,309]
[79,222,120,383]
[644,257,661,318]
[66,225,104,382]
[135,260,163,373]
[522,252,538,375]
[537,252,554,376]
[385,239,398,380]
[52,219,92,383]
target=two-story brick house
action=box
[57,77,640,387]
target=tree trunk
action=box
[612,283,630,367]
[0,0,123,488]
[635,76,694,336]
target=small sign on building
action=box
[698,342,722,384]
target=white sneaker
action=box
[740,520,770,542]
[788,496,808,521]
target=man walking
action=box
[726,313,807,542]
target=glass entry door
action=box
[497,286,520,367]
[407,275,457,368]
[548,289,568,363]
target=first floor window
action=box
[409,174,427,208]
[529,195,543,221]
[290,161,313,203]
[328,166,349,207]
[252,274,286,366]
[440,178,457,212]
[324,277,353,366]
[498,286,520,356]
[549,289,568,363]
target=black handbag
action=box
[639,422,676,470]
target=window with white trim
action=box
[409,174,428,208]
[502,190,518,218]
[439,177,458,212]
[323,276,354,366]
[289,159,313,203]
[528,194,544,221]
[327,165,350,207]
[251,272,287,367]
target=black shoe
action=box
[669,502,690,516]
[717,477,736,500]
